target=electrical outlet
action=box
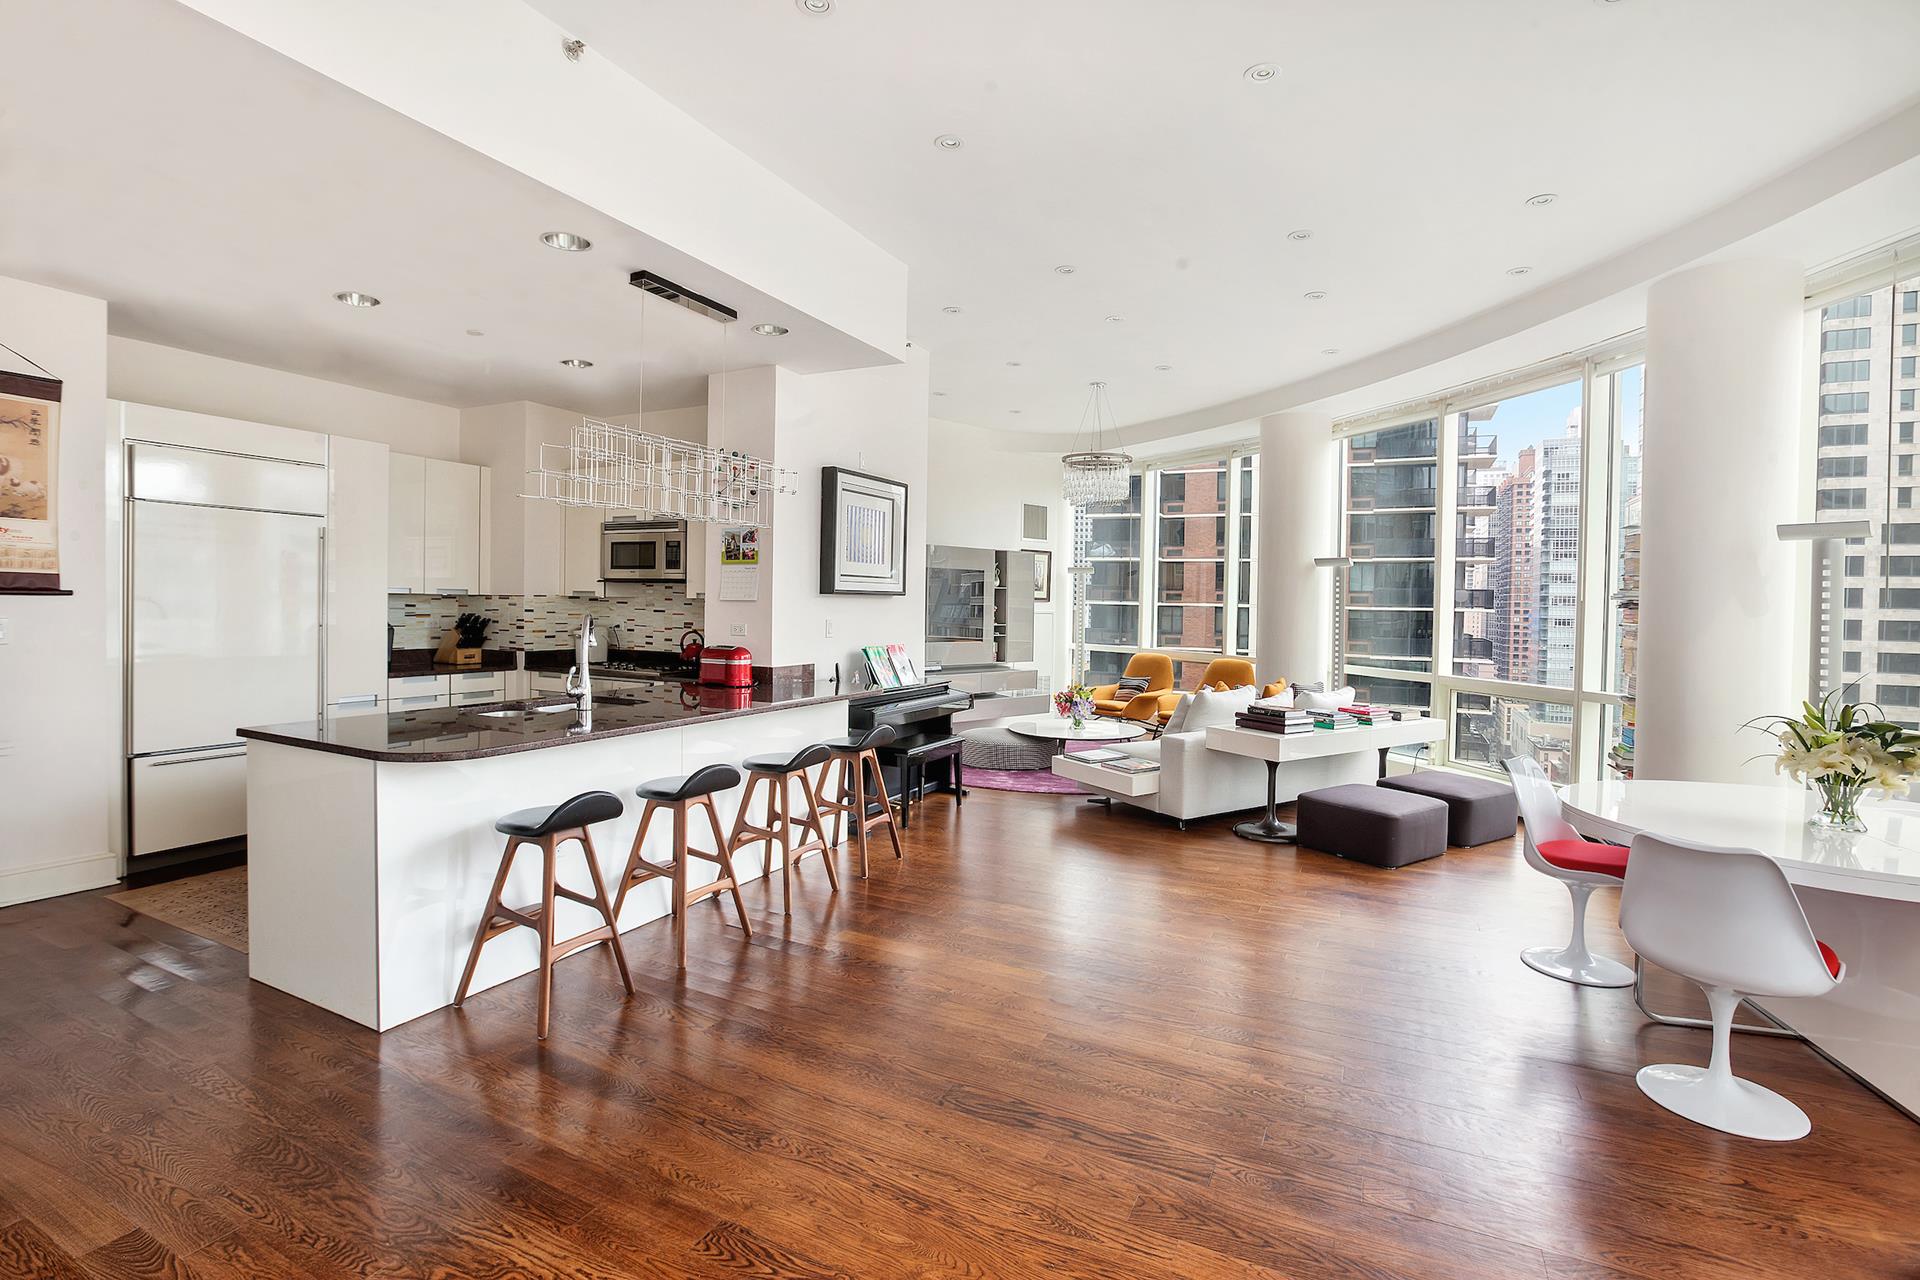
[729,622,746,637]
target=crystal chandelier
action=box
[1061,380,1133,506]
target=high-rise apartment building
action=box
[1813,276,1920,727]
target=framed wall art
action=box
[0,363,64,595]
[820,466,908,595]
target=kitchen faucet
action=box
[565,615,595,711]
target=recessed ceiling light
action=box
[333,291,380,308]
[796,0,833,12]
[1054,264,1076,275]
[934,134,964,151]
[1006,361,1022,367]
[1303,290,1328,301]
[941,306,962,315]
[465,328,484,337]
[1525,192,1559,207]
[540,231,592,252]
[1244,63,1280,82]
[1010,409,1023,415]
[560,358,594,368]
[932,390,948,397]
[751,323,790,336]
[1321,348,1341,356]
[1154,363,1173,372]
[1506,266,1533,277]
[1286,229,1313,242]
[1104,315,1125,324]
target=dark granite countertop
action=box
[387,648,519,677]
[238,683,846,762]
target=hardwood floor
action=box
[2,789,1917,1278]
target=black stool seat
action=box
[494,790,624,838]
[743,743,832,775]
[824,725,895,752]
[636,762,742,803]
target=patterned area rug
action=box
[963,740,1109,795]
[108,866,248,953]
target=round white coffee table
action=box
[1005,715,1151,744]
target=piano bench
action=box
[879,736,964,831]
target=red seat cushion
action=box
[1817,940,1842,980]
[1536,838,1629,878]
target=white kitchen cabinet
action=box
[423,457,480,595]
[389,453,489,596]
[685,520,708,598]
[327,436,390,706]
[130,749,249,857]
[388,691,449,712]
[387,452,425,593]
[529,671,572,697]
[562,504,603,596]
[387,674,450,703]
[325,696,386,720]
[447,670,508,704]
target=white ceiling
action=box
[0,0,889,415]
[532,0,1920,436]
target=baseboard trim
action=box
[0,852,119,908]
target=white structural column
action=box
[1639,259,1804,784]
[1255,410,1338,689]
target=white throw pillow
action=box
[1295,686,1356,713]
[1174,684,1256,736]
[1252,689,1294,710]
[1162,692,1195,735]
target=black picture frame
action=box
[820,466,910,595]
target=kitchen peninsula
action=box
[239,684,847,1030]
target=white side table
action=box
[1203,717,1445,842]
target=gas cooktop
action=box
[593,655,698,682]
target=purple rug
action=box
[963,741,1106,795]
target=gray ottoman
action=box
[960,726,1056,772]
[1380,770,1518,847]
[1295,783,1448,869]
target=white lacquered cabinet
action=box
[387,452,425,592]
[562,504,603,596]
[423,457,480,595]
[327,436,390,706]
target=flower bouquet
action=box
[1053,683,1095,730]
[1750,691,1920,832]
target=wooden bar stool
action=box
[815,725,904,878]
[454,790,633,1040]
[615,763,750,969]
[728,743,839,914]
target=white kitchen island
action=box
[239,686,848,1031]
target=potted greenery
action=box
[1750,689,1920,832]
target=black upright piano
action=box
[847,680,973,825]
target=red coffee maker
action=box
[698,644,754,688]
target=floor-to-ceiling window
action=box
[1080,455,1257,686]
[1811,272,1920,727]
[1335,352,1644,783]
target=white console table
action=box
[1204,718,1445,843]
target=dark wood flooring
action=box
[2,789,1917,1279]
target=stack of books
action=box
[1313,710,1360,731]
[1235,703,1315,735]
[1103,757,1159,775]
[1338,704,1388,726]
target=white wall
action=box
[0,276,117,905]
[927,418,1067,687]
[108,336,462,457]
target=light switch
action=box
[824,619,834,637]
[729,622,746,637]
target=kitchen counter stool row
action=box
[453,725,905,1038]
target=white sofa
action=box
[1092,685,1380,825]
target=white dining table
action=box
[1560,779,1920,1119]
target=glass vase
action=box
[1809,776,1869,833]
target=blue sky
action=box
[1475,366,1643,468]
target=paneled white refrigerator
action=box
[126,441,327,859]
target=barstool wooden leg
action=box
[850,753,871,878]
[821,758,847,849]
[535,838,558,1040]
[795,769,840,892]
[615,803,661,918]
[454,836,519,1008]
[865,748,905,861]
[671,802,690,970]
[577,827,633,995]
[773,773,792,916]
[701,796,754,937]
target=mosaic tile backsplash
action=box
[389,588,705,654]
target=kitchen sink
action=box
[476,702,578,718]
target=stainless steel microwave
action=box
[601,520,688,583]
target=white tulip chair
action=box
[1504,756,1635,987]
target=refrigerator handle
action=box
[317,526,328,720]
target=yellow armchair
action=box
[1150,657,1260,721]
[1089,652,1175,721]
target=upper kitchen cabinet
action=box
[326,436,389,708]
[389,452,490,595]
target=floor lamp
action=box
[1777,520,1869,703]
